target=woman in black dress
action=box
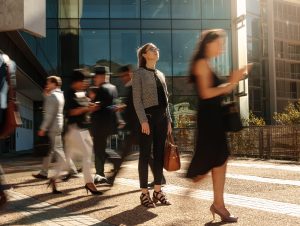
[187,29,250,222]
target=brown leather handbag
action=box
[0,65,22,139]
[164,133,181,171]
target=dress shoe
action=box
[62,172,80,181]
[32,173,48,180]
[94,175,108,184]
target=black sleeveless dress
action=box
[186,72,229,178]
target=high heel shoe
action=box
[153,190,171,205]
[140,192,155,208]
[84,184,103,195]
[210,204,238,222]
[47,179,62,194]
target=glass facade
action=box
[246,0,269,121]
[24,0,232,131]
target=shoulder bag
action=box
[164,133,181,171]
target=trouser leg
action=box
[93,133,108,177]
[152,116,168,185]
[138,123,153,189]
[64,126,93,184]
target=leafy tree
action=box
[273,101,300,125]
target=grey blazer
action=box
[40,88,65,134]
[132,67,172,124]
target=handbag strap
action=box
[167,133,175,145]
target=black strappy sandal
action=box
[140,192,156,208]
[153,190,171,205]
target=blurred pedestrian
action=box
[91,66,122,184]
[132,43,172,208]
[186,29,251,222]
[49,70,102,195]
[32,76,78,180]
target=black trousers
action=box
[139,108,168,188]
[92,126,110,177]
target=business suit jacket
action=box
[91,82,118,135]
[40,88,65,134]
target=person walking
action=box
[32,76,78,180]
[91,66,121,184]
[132,43,172,208]
[186,29,251,222]
[48,69,102,195]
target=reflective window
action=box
[201,0,231,19]
[46,0,58,18]
[246,0,260,15]
[37,29,58,74]
[246,14,261,37]
[111,30,140,72]
[172,0,201,19]
[172,30,199,77]
[247,39,260,62]
[110,0,140,18]
[79,30,110,67]
[172,20,202,29]
[59,0,79,18]
[80,0,109,18]
[141,0,171,19]
[141,30,172,75]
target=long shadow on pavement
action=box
[101,205,157,226]
[2,188,141,225]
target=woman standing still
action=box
[187,29,251,222]
[132,43,172,208]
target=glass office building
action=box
[23,0,232,141]
[246,0,300,122]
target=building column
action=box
[231,0,249,122]
[267,0,277,119]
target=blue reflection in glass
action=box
[37,29,58,73]
[80,0,109,18]
[110,0,140,18]
[141,0,171,19]
[172,0,201,19]
[172,30,199,76]
[201,0,231,19]
[141,30,172,75]
[79,30,110,66]
[111,30,141,67]
[46,0,58,18]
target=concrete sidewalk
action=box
[1,154,300,225]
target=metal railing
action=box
[172,126,300,161]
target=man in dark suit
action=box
[91,66,121,184]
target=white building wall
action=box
[232,0,249,121]
[15,92,34,151]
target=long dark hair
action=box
[137,43,155,68]
[188,29,225,83]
